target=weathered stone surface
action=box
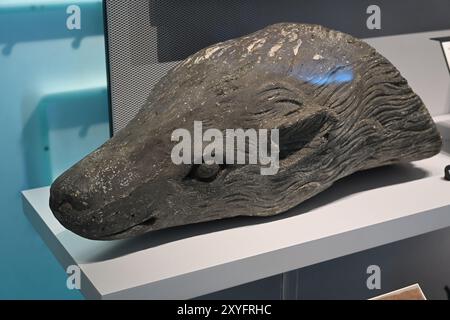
[50,23,442,240]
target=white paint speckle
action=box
[194,56,203,64]
[281,29,290,37]
[269,44,282,57]
[313,54,324,60]
[204,46,222,59]
[182,56,195,67]
[287,32,298,42]
[247,38,266,53]
[293,39,303,56]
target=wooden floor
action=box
[371,284,426,300]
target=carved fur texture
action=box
[50,23,442,240]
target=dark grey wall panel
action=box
[104,0,450,134]
[148,0,450,63]
[298,226,450,300]
[197,274,283,300]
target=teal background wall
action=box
[0,0,109,299]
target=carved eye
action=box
[187,163,223,182]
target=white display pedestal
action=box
[21,115,450,299]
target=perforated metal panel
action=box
[104,1,179,134]
[104,0,450,134]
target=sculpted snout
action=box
[50,165,161,240]
[50,168,110,239]
[49,132,191,240]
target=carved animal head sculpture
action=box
[50,23,442,240]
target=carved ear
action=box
[274,105,338,159]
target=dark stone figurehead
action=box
[49,23,442,240]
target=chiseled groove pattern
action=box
[50,23,442,239]
[210,25,441,216]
